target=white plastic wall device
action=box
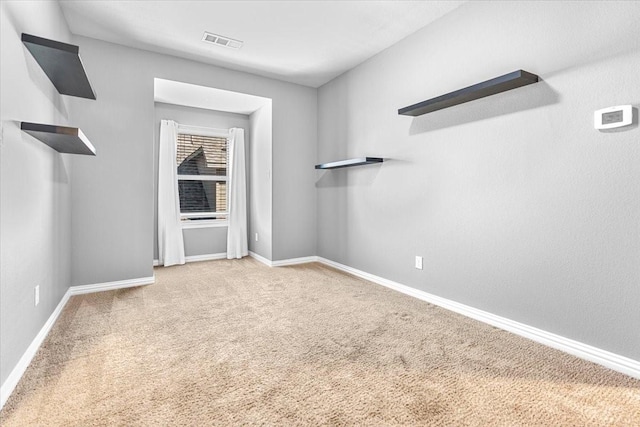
[594,105,633,130]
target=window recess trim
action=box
[177,124,230,139]
[181,220,229,229]
[181,212,228,219]
[177,174,227,182]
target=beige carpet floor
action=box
[1,258,639,426]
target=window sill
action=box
[181,220,228,229]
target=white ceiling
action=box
[154,78,271,115]
[59,0,464,88]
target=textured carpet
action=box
[1,258,639,426]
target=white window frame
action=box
[176,124,230,228]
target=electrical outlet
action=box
[34,285,40,306]
[415,256,423,270]
[255,233,259,242]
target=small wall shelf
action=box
[22,33,96,100]
[398,70,539,116]
[21,122,96,155]
[315,157,383,169]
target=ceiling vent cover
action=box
[202,32,243,49]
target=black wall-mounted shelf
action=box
[315,157,383,170]
[22,33,96,100]
[21,122,96,156]
[398,70,539,116]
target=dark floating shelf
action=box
[398,70,539,116]
[21,122,96,156]
[315,157,384,170]
[22,33,96,100]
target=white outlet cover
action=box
[415,256,423,270]
[34,285,40,306]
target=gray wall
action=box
[153,102,249,260]
[68,34,317,286]
[248,105,273,259]
[317,1,640,360]
[272,97,317,260]
[0,1,73,385]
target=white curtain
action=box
[158,119,185,267]
[226,128,248,259]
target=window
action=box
[176,129,229,225]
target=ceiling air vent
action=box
[202,32,243,50]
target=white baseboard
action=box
[0,274,156,409]
[154,253,228,267]
[69,275,155,295]
[0,288,71,409]
[185,253,227,263]
[316,257,640,379]
[249,251,318,267]
[249,251,272,266]
[272,255,318,267]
